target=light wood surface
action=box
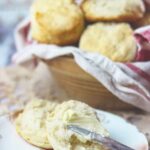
[45,56,137,111]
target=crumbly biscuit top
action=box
[31,0,84,45]
[82,0,145,22]
[79,23,137,62]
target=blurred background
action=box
[0,0,32,67]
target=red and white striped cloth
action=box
[13,18,150,112]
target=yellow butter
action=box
[46,100,109,150]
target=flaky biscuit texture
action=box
[46,100,109,150]
[79,23,137,62]
[31,0,85,45]
[82,0,145,22]
[15,99,58,149]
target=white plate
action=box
[96,110,148,150]
[0,110,148,150]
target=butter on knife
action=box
[67,125,134,150]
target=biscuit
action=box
[31,0,85,45]
[81,0,145,22]
[46,100,109,150]
[133,12,150,28]
[15,99,58,149]
[79,23,137,62]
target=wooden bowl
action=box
[45,56,136,110]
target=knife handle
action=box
[91,133,134,150]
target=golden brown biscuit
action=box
[133,12,150,28]
[31,0,85,45]
[15,99,58,149]
[81,0,145,22]
[79,23,137,62]
[46,100,109,150]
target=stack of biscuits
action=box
[30,0,149,62]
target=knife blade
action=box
[67,125,134,150]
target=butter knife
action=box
[67,125,134,150]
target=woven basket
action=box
[45,56,136,111]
